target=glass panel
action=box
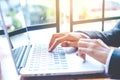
[73,22,102,31]
[0,0,26,32]
[0,0,56,32]
[104,20,120,31]
[73,0,102,21]
[104,0,120,18]
[59,0,70,32]
[20,0,56,26]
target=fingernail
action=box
[48,48,52,52]
[80,54,86,62]
[81,54,86,59]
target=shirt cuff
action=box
[105,48,114,73]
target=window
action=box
[0,0,26,32]
[73,0,103,20]
[71,0,120,32]
[0,0,120,35]
[105,0,120,18]
[0,0,58,35]
[20,0,56,25]
[72,0,120,20]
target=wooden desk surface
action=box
[20,75,110,80]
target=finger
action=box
[49,33,65,48]
[96,39,109,48]
[79,38,98,42]
[78,39,90,48]
[80,39,109,50]
[78,39,101,48]
[76,50,86,61]
[78,39,107,55]
[78,39,106,48]
[80,53,86,62]
[49,34,71,52]
[61,41,78,47]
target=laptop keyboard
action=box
[29,44,68,71]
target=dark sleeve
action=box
[76,21,120,47]
[108,48,120,79]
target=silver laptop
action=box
[0,2,105,78]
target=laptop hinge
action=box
[19,44,32,69]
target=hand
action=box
[48,32,89,52]
[77,39,112,64]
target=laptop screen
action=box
[0,0,26,33]
[0,1,30,49]
[0,0,30,60]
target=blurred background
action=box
[0,0,120,33]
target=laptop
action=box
[0,2,105,79]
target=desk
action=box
[21,77,110,80]
[0,29,111,80]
